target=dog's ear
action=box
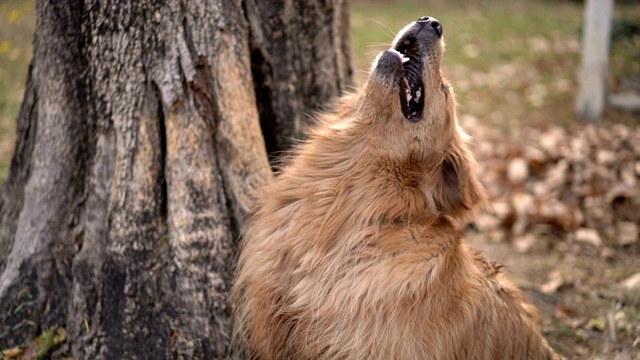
[434,145,487,219]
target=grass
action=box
[0,0,35,181]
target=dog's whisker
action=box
[364,18,397,38]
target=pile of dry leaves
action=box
[462,115,640,255]
[460,116,640,356]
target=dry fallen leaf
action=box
[541,270,566,294]
[616,222,638,246]
[507,157,529,184]
[574,228,602,247]
[619,272,640,291]
[466,121,640,253]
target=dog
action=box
[232,16,561,359]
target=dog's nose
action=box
[430,20,443,37]
[417,16,443,38]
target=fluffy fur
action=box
[232,18,561,360]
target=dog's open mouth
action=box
[395,37,425,122]
[390,17,443,122]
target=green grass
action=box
[0,0,35,181]
[352,1,580,69]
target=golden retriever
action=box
[232,16,561,360]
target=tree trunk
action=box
[246,0,352,158]
[0,1,351,358]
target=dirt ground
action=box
[457,117,640,359]
[468,232,639,359]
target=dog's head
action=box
[356,17,487,219]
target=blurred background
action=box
[1,0,639,357]
[0,0,33,180]
[351,0,639,128]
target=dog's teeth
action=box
[415,88,421,101]
[402,56,410,64]
[388,48,403,59]
[403,77,412,103]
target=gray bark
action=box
[246,0,352,158]
[0,0,351,358]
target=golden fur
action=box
[233,18,561,360]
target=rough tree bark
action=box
[0,0,351,358]
[245,0,352,157]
